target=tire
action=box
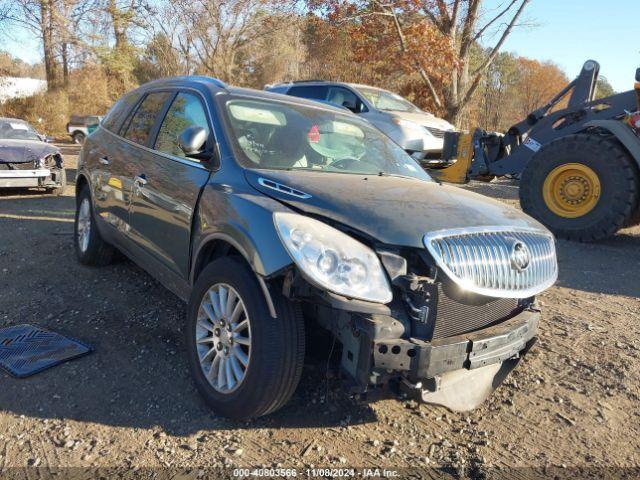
[74,186,115,266]
[623,164,640,227]
[186,257,305,420]
[72,132,86,144]
[625,206,640,228]
[519,134,640,242]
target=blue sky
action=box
[482,0,638,91]
[1,0,638,92]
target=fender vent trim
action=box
[258,177,312,199]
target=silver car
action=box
[265,81,455,159]
[0,117,65,193]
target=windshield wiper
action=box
[376,171,419,180]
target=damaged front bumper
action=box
[372,309,538,379]
[0,167,65,189]
[314,296,539,410]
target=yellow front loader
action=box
[426,60,640,242]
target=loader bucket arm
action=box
[428,131,476,184]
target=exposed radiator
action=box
[431,282,520,339]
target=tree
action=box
[596,76,616,99]
[9,0,61,88]
[146,0,299,86]
[134,33,187,83]
[1,0,98,89]
[470,50,520,131]
[0,51,45,78]
[100,0,149,96]
[310,0,531,125]
[513,57,568,119]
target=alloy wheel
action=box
[77,198,91,253]
[196,283,252,394]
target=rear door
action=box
[89,91,145,237]
[127,90,214,279]
[94,91,173,238]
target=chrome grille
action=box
[424,227,557,298]
[425,126,446,138]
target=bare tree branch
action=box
[464,0,530,106]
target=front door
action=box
[128,91,213,279]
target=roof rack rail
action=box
[291,79,329,84]
[143,75,228,90]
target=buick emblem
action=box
[510,241,530,272]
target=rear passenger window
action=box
[155,92,210,158]
[287,85,328,100]
[123,91,172,145]
[102,93,140,133]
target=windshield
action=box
[356,86,419,113]
[222,96,432,181]
[0,120,41,141]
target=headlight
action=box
[393,118,429,135]
[274,212,393,304]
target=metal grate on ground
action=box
[0,324,92,378]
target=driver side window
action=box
[155,92,210,158]
[327,87,366,113]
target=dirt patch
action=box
[0,147,638,476]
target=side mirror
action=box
[404,138,424,153]
[178,125,207,156]
[635,68,640,83]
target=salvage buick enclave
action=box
[75,77,558,419]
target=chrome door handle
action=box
[99,156,110,166]
[134,175,147,186]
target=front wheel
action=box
[186,257,305,419]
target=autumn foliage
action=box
[0,0,618,136]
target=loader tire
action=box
[520,134,639,242]
[623,165,640,227]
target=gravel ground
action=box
[0,144,638,478]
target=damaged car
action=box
[74,77,558,419]
[0,118,65,193]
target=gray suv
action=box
[266,81,455,159]
[75,76,557,419]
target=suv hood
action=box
[391,111,454,131]
[0,139,59,164]
[245,169,546,248]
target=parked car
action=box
[67,114,102,144]
[265,81,455,159]
[0,117,65,193]
[75,77,557,419]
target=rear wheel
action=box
[520,134,639,242]
[74,186,115,265]
[186,257,305,419]
[72,132,85,144]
